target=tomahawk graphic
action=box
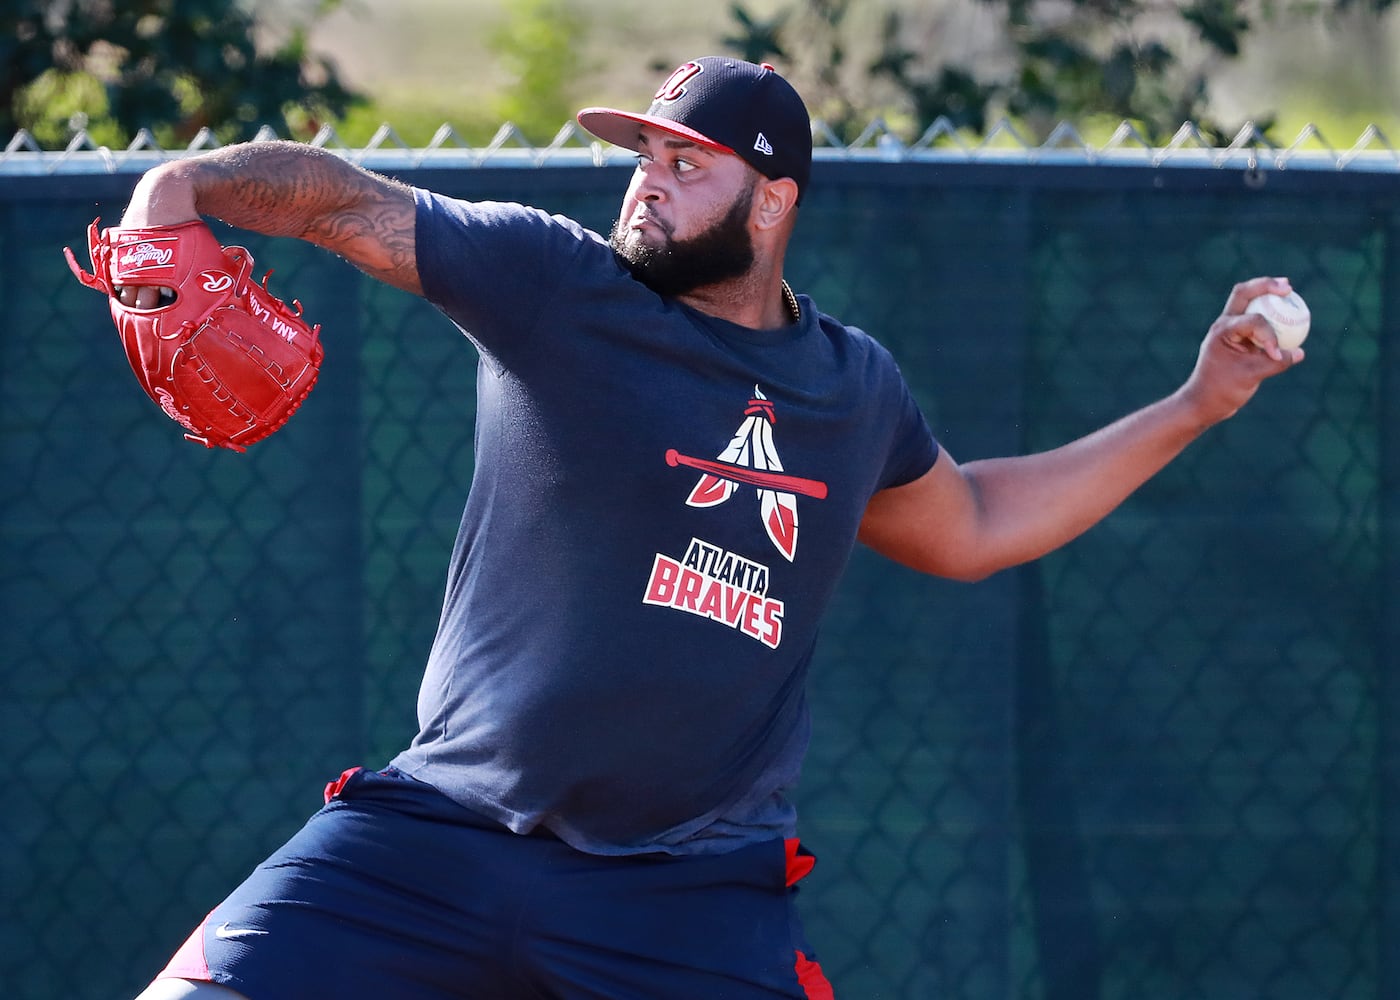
[667,387,827,561]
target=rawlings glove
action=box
[64,219,324,452]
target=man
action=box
[120,58,1299,999]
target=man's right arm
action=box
[119,140,422,296]
[857,277,1301,582]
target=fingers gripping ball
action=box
[1245,289,1310,351]
[63,219,324,452]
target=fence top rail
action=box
[5,118,1399,177]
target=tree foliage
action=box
[488,0,590,143]
[724,0,1395,144]
[3,0,360,148]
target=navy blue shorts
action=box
[156,767,834,999]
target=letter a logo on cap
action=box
[754,132,774,156]
[655,61,703,103]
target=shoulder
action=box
[415,190,603,249]
[413,190,620,306]
[806,302,907,377]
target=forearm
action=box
[961,387,1211,568]
[861,277,1299,582]
[127,142,344,232]
[121,141,421,293]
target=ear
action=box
[753,177,800,232]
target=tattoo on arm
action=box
[182,141,422,295]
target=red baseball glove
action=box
[64,219,324,452]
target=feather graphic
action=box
[752,409,799,561]
[685,388,765,507]
[687,388,764,508]
[683,387,803,561]
[687,474,735,507]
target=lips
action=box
[629,209,669,236]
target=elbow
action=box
[945,565,997,584]
[932,561,1003,585]
[889,547,1006,584]
[861,525,1008,583]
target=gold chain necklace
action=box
[781,280,800,324]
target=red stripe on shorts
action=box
[155,914,212,982]
[784,837,816,886]
[794,949,835,999]
[323,765,364,803]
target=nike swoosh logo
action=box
[213,922,268,940]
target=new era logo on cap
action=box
[577,57,813,200]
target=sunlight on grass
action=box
[307,0,1399,153]
[331,87,509,146]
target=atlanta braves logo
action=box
[643,537,784,648]
[654,61,703,103]
[666,386,827,562]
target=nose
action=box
[632,157,664,202]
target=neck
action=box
[678,273,798,329]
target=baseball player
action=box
[108,58,1300,1000]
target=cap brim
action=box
[576,107,735,156]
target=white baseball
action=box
[1245,290,1310,351]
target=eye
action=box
[674,157,698,174]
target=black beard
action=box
[609,183,756,298]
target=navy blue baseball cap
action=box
[578,57,812,201]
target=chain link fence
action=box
[3,126,1398,1000]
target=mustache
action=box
[626,206,672,238]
